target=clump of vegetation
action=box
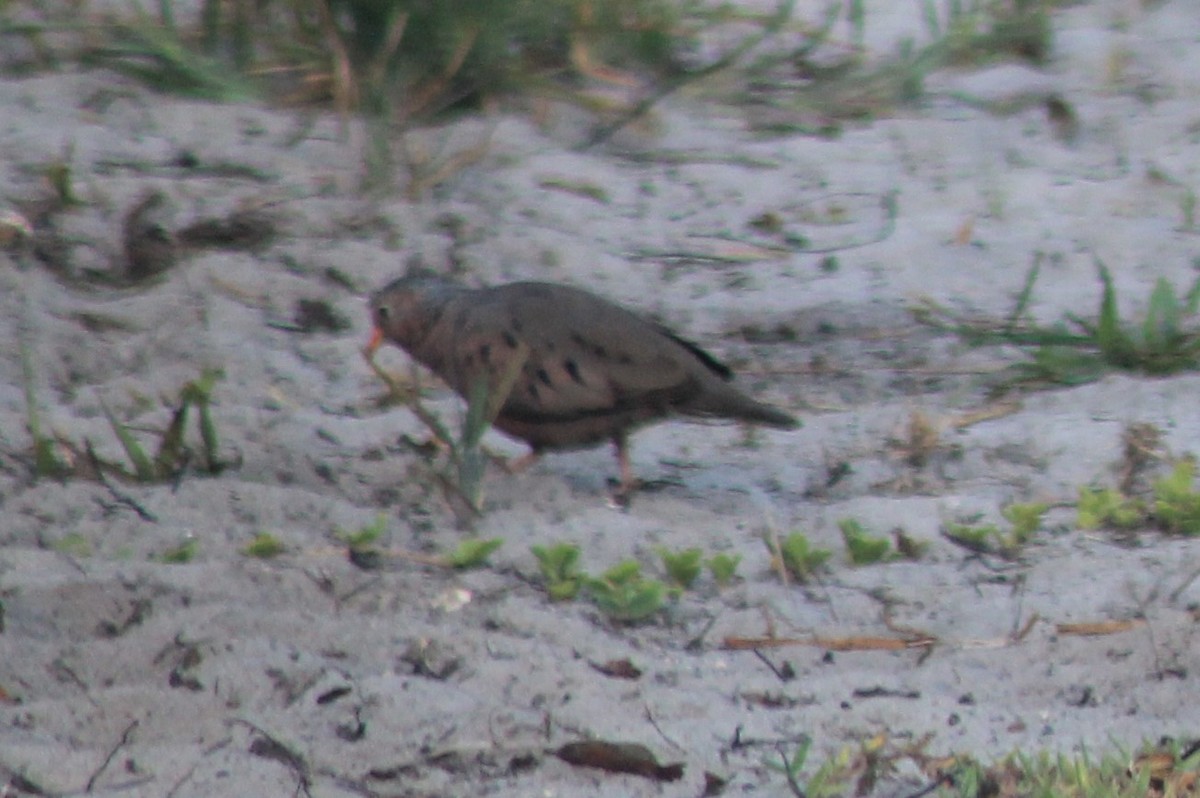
[657,546,703,590]
[241,532,286,558]
[584,561,667,624]
[446,537,503,569]
[766,530,831,583]
[102,368,228,482]
[160,537,199,563]
[839,518,892,565]
[917,258,1200,388]
[706,552,742,587]
[337,514,388,568]
[943,502,1047,558]
[364,341,526,525]
[21,358,231,484]
[532,542,584,601]
[1078,461,1200,536]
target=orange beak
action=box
[363,326,384,359]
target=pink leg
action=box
[612,434,638,502]
[501,449,542,474]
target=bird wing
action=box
[444,283,716,422]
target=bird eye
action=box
[376,306,389,321]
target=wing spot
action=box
[528,382,540,401]
[479,343,492,364]
[564,359,584,385]
[502,331,519,348]
[536,368,552,386]
[510,317,523,333]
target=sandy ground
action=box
[2,1,1200,795]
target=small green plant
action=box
[942,521,1003,553]
[944,739,1200,798]
[917,259,1200,388]
[103,368,228,482]
[1152,460,1200,535]
[706,552,742,586]
[365,340,528,523]
[893,528,928,560]
[767,531,831,583]
[764,736,852,798]
[531,542,584,601]
[839,519,891,565]
[339,514,388,554]
[446,537,504,568]
[51,533,92,557]
[241,532,285,558]
[944,503,1043,556]
[21,342,68,478]
[657,546,703,589]
[1077,486,1146,530]
[161,537,199,564]
[585,561,667,623]
[1000,501,1048,545]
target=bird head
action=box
[365,274,464,356]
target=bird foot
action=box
[491,450,541,475]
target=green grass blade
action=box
[102,401,156,481]
[1094,259,1134,366]
[1142,277,1180,352]
[1005,254,1042,332]
[153,403,189,475]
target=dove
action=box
[364,274,798,499]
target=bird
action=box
[364,274,799,500]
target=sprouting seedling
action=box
[766,531,831,583]
[585,561,667,623]
[532,543,584,601]
[445,537,504,569]
[839,519,892,565]
[657,546,703,589]
[21,342,68,478]
[102,368,228,483]
[706,553,742,587]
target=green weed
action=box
[839,518,892,565]
[531,542,583,601]
[241,532,286,558]
[1152,461,1200,535]
[706,552,742,586]
[1076,487,1146,531]
[585,561,667,623]
[918,259,1200,387]
[766,531,831,583]
[942,505,1045,558]
[160,537,199,563]
[657,546,703,589]
[446,537,503,569]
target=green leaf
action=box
[839,518,891,565]
[1000,502,1048,541]
[102,401,156,481]
[769,532,831,582]
[706,553,742,586]
[241,532,285,558]
[1153,461,1200,535]
[448,537,503,568]
[657,546,703,588]
[161,537,199,563]
[1141,277,1181,354]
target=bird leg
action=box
[496,449,542,474]
[610,434,639,506]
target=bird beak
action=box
[362,326,383,361]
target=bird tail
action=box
[684,385,800,429]
[737,402,801,429]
